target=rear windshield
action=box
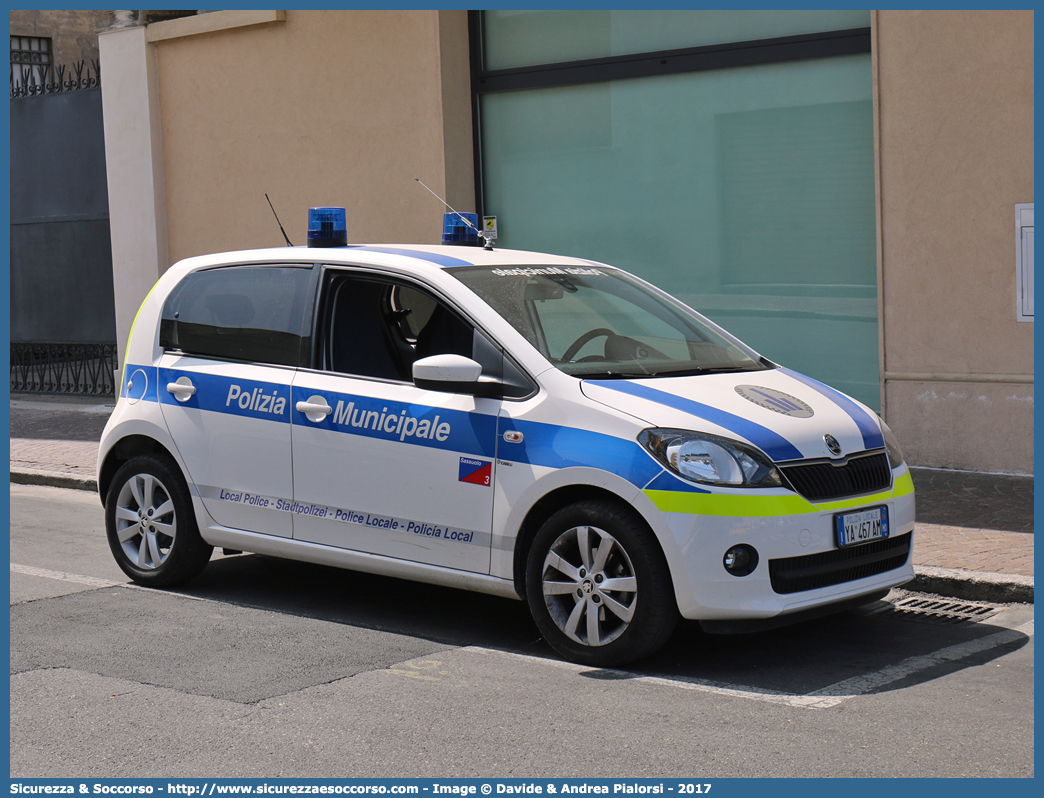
[448,264,769,379]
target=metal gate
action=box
[10,60,117,395]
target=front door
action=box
[289,269,499,573]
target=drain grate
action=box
[880,597,1000,625]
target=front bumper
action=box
[651,468,916,621]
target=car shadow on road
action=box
[168,552,1030,699]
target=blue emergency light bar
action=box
[442,212,480,246]
[307,207,348,247]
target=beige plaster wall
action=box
[153,10,474,265]
[875,10,1034,473]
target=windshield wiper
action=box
[645,365,760,377]
[575,371,650,380]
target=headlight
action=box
[878,416,905,468]
[638,428,783,488]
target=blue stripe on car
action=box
[122,365,160,403]
[158,369,293,423]
[139,366,681,489]
[498,417,664,489]
[289,385,498,458]
[353,246,475,269]
[155,368,497,457]
[586,379,804,463]
[778,368,884,450]
[642,470,710,494]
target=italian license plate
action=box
[835,505,889,548]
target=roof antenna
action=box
[265,193,294,247]
[415,178,495,249]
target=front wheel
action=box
[105,453,212,586]
[525,500,677,667]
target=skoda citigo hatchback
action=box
[99,235,914,666]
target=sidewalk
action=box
[9,394,1034,604]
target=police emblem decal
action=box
[735,385,814,418]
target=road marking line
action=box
[461,647,828,708]
[11,563,122,589]
[387,669,442,681]
[9,563,210,601]
[463,623,1032,710]
[806,621,1034,706]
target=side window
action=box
[320,272,475,381]
[159,265,315,366]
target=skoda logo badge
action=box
[735,385,814,418]
[824,434,843,457]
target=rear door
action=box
[156,263,317,538]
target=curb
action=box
[9,468,1034,606]
[11,469,97,493]
[909,565,1034,605]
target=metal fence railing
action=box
[10,59,100,98]
[11,342,118,396]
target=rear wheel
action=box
[526,500,677,667]
[105,453,212,586]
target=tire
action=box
[105,453,213,587]
[525,500,678,667]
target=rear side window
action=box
[159,265,315,366]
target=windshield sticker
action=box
[490,266,604,277]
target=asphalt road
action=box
[9,483,1035,779]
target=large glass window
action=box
[477,12,879,408]
[482,10,871,70]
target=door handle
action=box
[166,378,196,402]
[296,396,333,423]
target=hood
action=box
[581,367,884,464]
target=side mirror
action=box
[413,354,486,394]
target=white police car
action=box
[98,207,914,666]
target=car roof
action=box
[168,244,607,277]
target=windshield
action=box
[449,264,770,378]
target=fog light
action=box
[723,544,758,577]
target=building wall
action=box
[9,10,115,66]
[875,9,1034,474]
[99,9,1033,474]
[152,9,474,265]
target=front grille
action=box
[768,533,911,594]
[780,452,891,502]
